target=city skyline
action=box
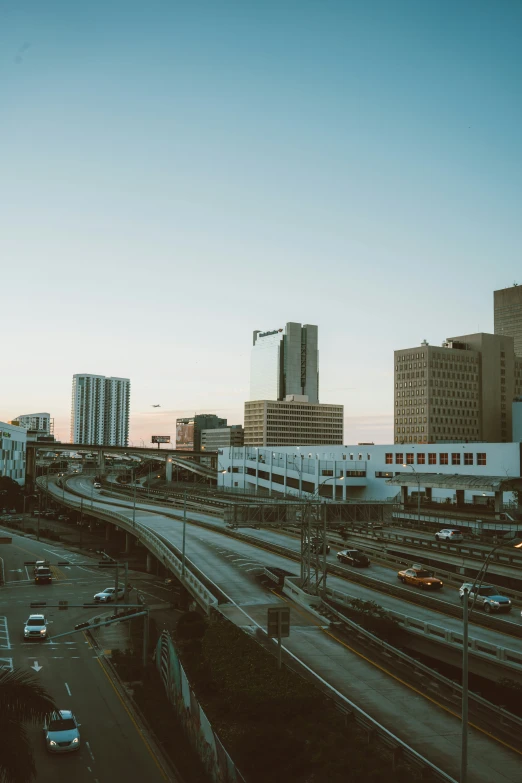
[2,1,521,445]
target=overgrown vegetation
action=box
[173,611,420,783]
[332,598,405,646]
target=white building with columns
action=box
[218,442,522,506]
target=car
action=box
[93,586,125,603]
[34,566,52,584]
[93,482,102,489]
[57,515,69,522]
[459,583,512,613]
[337,549,370,567]
[398,565,444,590]
[33,560,50,575]
[23,614,47,641]
[435,529,464,542]
[44,710,81,753]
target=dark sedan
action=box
[337,549,370,567]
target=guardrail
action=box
[393,510,519,533]
[320,601,522,750]
[37,478,219,614]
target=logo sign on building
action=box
[259,328,283,338]
[176,422,194,450]
[151,436,171,444]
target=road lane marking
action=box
[0,556,5,584]
[0,617,11,649]
[96,657,168,780]
[86,741,95,761]
[65,682,71,696]
[322,626,522,758]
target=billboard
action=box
[151,435,171,444]
[176,422,195,450]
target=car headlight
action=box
[489,600,499,606]
[40,629,46,635]
[24,630,29,636]
[72,737,79,744]
[49,740,56,746]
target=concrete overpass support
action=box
[456,489,465,507]
[401,485,409,506]
[97,450,105,473]
[494,490,503,518]
[125,532,133,554]
[146,552,154,573]
[425,487,432,502]
[26,448,36,487]
[165,457,173,483]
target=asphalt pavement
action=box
[0,530,175,783]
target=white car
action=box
[23,614,47,641]
[435,528,463,542]
[93,587,125,603]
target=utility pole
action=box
[182,490,187,578]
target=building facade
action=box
[219,441,521,504]
[250,322,319,403]
[175,414,227,451]
[0,420,26,485]
[244,397,343,446]
[394,335,522,445]
[13,412,53,434]
[494,284,522,357]
[70,374,130,446]
[201,425,244,450]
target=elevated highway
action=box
[39,473,522,782]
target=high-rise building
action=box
[175,414,227,451]
[394,334,522,445]
[244,396,343,446]
[250,323,319,403]
[12,413,53,435]
[70,374,130,446]
[494,285,522,357]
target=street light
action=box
[460,536,522,783]
[403,463,421,527]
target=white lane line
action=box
[65,682,71,696]
[0,658,13,671]
[24,566,30,580]
[86,741,95,761]
[43,548,63,558]
[0,556,5,585]
[0,618,11,650]
[87,767,92,772]
[245,567,263,572]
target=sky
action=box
[1,0,521,445]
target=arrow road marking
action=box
[31,661,43,672]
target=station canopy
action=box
[385,473,522,492]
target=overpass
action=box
[26,442,218,485]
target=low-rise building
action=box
[175,414,227,451]
[244,396,343,446]
[0,420,27,485]
[201,425,244,450]
[12,412,53,435]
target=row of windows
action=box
[385,452,486,466]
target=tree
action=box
[0,668,57,783]
[0,477,23,513]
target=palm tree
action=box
[0,668,57,783]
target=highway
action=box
[0,530,173,783]
[43,474,522,783]
[65,477,522,650]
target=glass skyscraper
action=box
[249,323,319,403]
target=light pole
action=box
[403,463,421,526]
[460,536,522,783]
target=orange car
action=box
[397,566,443,590]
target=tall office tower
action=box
[494,285,522,357]
[394,334,522,445]
[70,374,130,446]
[250,322,319,403]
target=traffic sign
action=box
[267,606,290,638]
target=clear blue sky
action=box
[1,0,521,444]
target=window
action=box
[385,453,393,464]
[406,453,414,464]
[417,453,425,464]
[428,453,436,465]
[464,453,473,466]
[477,452,487,466]
[375,471,394,478]
[395,453,403,464]
[440,453,448,465]
[452,453,461,465]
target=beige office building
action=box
[494,284,522,357]
[394,334,522,445]
[244,396,343,447]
